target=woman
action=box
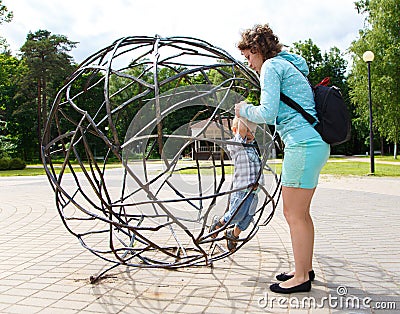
[235,24,330,294]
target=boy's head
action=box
[232,117,257,140]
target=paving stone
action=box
[0,174,399,313]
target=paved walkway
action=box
[0,174,399,313]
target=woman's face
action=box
[241,49,264,73]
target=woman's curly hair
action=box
[237,24,283,61]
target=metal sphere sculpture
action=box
[41,35,281,282]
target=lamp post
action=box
[362,51,375,174]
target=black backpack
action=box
[280,63,351,146]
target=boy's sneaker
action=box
[209,216,222,238]
[224,228,238,252]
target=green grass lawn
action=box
[0,157,399,177]
[0,167,49,177]
[322,161,399,176]
[0,163,122,177]
[379,157,400,162]
[254,161,399,177]
[271,159,399,177]
[178,158,400,177]
[328,156,399,163]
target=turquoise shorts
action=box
[282,137,330,189]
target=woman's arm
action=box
[237,64,281,125]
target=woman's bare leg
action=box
[279,186,315,288]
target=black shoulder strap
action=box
[280,93,317,125]
[279,58,317,125]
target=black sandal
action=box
[225,229,238,252]
[209,216,223,238]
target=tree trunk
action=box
[42,75,48,147]
[37,78,42,160]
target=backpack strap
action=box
[280,92,317,125]
[279,58,318,126]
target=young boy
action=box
[210,116,264,251]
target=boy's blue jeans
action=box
[223,190,258,231]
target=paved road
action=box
[0,174,399,313]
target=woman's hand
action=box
[235,101,246,117]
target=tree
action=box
[19,30,77,158]
[292,39,323,79]
[291,39,347,87]
[0,52,23,158]
[0,0,13,52]
[349,0,400,158]
[0,0,12,24]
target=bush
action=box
[9,158,26,170]
[0,158,10,170]
[0,158,27,171]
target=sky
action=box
[1,0,366,64]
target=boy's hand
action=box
[237,119,248,139]
[246,131,255,142]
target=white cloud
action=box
[2,0,365,63]
[263,0,365,53]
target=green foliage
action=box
[291,39,323,77]
[0,134,17,158]
[0,1,12,24]
[354,0,370,14]
[108,61,154,144]
[8,157,25,170]
[0,157,9,170]
[0,53,21,121]
[348,0,400,154]
[18,30,77,159]
[0,157,26,170]
[0,1,13,54]
[0,29,78,161]
[0,53,31,158]
[290,39,347,87]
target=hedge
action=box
[0,158,26,170]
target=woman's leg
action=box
[279,186,316,288]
